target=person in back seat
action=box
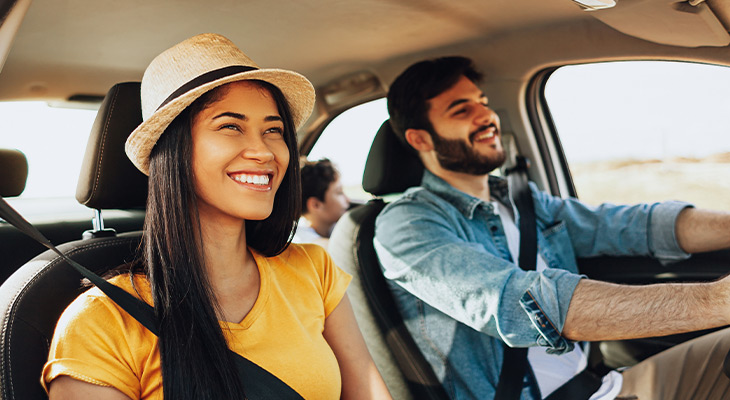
[374,56,730,400]
[42,33,391,400]
[293,158,350,248]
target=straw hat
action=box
[125,33,315,175]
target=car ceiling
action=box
[0,0,593,102]
[1,0,730,125]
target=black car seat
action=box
[329,119,523,399]
[0,82,146,400]
[328,119,449,400]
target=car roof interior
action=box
[3,0,730,147]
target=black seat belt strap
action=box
[509,156,537,271]
[495,156,537,400]
[0,196,304,400]
[544,368,602,400]
[497,157,602,400]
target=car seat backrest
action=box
[329,120,449,399]
[0,234,142,400]
[0,82,145,400]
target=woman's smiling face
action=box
[190,81,290,225]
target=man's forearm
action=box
[675,208,730,253]
[562,277,730,342]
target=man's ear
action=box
[404,128,433,152]
[306,196,323,213]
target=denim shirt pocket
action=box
[539,221,579,274]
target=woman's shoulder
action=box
[45,274,156,399]
[57,273,152,331]
[105,273,153,304]
[286,241,329,258]
[260,242,351,314]
[260,242,334,278]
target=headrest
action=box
[0,149,28,197]
[362,120,423,196]
[76,82,148,210]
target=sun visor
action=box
[586,0,730,47]
[0,0,31,75]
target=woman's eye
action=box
[220,124,241,132]
[265,127,284,135]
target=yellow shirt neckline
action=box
[219,249,271,330]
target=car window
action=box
[0,101,97,218]
[306,98,388,202]
[544,61,730,212]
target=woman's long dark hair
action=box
[142,80,301,399]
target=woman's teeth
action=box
[232,174,270,185]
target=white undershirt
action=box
[492,200,623,399]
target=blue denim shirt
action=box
[373,170,691,399]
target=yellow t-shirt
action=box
[42,243,352,399]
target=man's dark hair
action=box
[300,158,339,213]
[387,56,483,145]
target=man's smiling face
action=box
[425,75,506,175]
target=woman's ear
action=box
[405,128,434,152]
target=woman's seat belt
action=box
[496,156,601,400]
[0,196,304,400]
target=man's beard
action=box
[429,127,506,175]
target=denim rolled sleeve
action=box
[649,201,693,263]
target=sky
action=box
[545,61,730,163]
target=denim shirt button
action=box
[490,226,498,232]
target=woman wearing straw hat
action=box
[42,33,392,400]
